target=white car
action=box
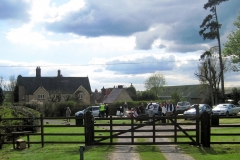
[75,106,100,117]
[212,104,240,116]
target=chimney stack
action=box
[101,86,106,95]
[57,69,62,77]
[118,85,123,88]
[36,66,41,77]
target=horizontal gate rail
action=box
[0,115,86,148]
[209,115,240,145]
[93,115,198,145]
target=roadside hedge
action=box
[0,106,40,148]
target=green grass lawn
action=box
[0,126,113,160]
[1,118,240,160]
[176,127,240,160]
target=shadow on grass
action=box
[197,146,218,155]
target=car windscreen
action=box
[199,105,204,109]
[84,107,91,112]
[216,105,228,108]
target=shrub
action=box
[0,106,40,147]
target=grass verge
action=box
[0,125,114,160]
[176,127,240,160]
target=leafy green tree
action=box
[144,73,166,97]
[199,0,228,101]
[126,84,137,100]
[223,11,240,72]
[3,75,17,103]
[0,87,5,105]
[231,88,240,104]
[140,90,158,101]
[171,92,183,105]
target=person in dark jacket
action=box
[158,102,163,123]
[105,103,109,118]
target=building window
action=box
[38,94,44,100]
[22,95,25,100]
[78,93,83,99]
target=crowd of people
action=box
[65,100,175,123]
[116,100,175,123]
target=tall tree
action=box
[195,48,229,104]
[231,87,240,104]
[171,92,184,105]
[126,83,137,100]
[0,87,4,105]
[223,11,240,72]
[3,75,17,103]
[144,73,166,97]
[199,0,228,102]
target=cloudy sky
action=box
[0,0,239,91]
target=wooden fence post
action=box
[195,104,200,146]
[201,111,210,147]
[40,114,44,148]
[84,111,94,146]
[0,115,2,149]
[174,113,177,143]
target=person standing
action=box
[66,107,71,122]
[166,100,175,123]
[99,103,105,117]
[133,108,138,123]
[162,102,167,123]
[123,102,128,117]
[147,101,154,122]
[105,103,109,118]
[137,103,145,115]
[158,102,163,123]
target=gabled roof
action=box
[90,92,106,104]
[103,88,131,104]
[17,75,92,94]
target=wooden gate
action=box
[84,107,202,146]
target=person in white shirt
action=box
[162,103,167,123]
[147,101,154,122]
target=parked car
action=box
[176,101,191,114]
[75,106,100,117]
[183,104,212,119]
[212,104,240,116]
[145,102,159,116]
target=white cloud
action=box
[30,0,85,23]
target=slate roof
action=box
[90,92,106,104]
[103,88,126,104]
[159,84,209,99]
[17,75,92,94]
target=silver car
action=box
[212,104,240,116]
[75,106,100,117]
[183,104,212,119]
[145,103,159,116]
[176,101,191,114]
